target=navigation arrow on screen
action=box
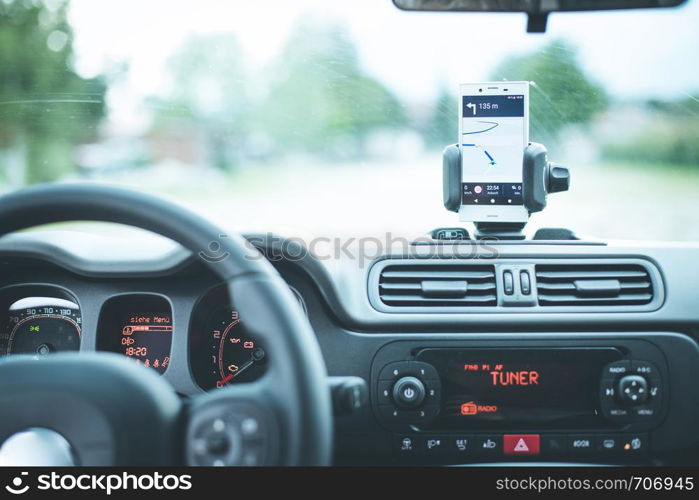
[466,102,476,115]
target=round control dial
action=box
[392,376,426,409]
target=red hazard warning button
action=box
[503,434,540,455]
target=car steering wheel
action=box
[0,183,333,466]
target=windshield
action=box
[1,0,698,241]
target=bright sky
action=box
[68,0,699,120]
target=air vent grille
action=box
[536,264,653,306]
[378,264,497,307]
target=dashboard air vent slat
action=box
[378,264,496,308]
[536,264,654,306]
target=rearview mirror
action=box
[392,0,688,32]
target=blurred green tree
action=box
[490,40,607,143]
[603,95,699,167]
[149,33,252,171]
[0,0,106,185]
[259,22,407,158]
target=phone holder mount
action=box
[440,142,571,240]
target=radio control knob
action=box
[617,375,648,405]
[392,376,426,409]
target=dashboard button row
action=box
[395,433,648,459]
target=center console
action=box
[370,336,684,463]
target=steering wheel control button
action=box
[190,418,243,467]
[618,375,648,405]
[503,434,540,456]
[240,417,261,438]
[187,400,276,466]
[392,376,426,408]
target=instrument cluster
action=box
[0,284,307,392]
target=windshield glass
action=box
[1,0,698,241]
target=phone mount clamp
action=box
[440,142,571,240]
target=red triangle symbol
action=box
[514,438,529,452]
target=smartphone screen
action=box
[458,82,529,223]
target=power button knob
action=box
[392,376,426,409]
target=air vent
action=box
[536,264,654,306]
[378,263,497,308]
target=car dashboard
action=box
[1,230,698,466]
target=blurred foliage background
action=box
[0,0,697,240]
[0,0,105,184]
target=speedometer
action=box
[2,297,81,355]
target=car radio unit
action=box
[371,338,670,462]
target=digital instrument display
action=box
[2,297,81,355]
[118,312,172,373]
[417,348,621,427]
[97,295,173,374]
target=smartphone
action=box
[458,82,529,223]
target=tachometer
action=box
[190,285,278,390]
[210,308,266,387]
[2,297,81,355]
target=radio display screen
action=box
[416,348,621,428]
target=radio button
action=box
[378,403,439,425]
[414,361,440,381]
[602,360,630,378]
[379,361,439,382]
[633,405,658,418]
[607,407,632,420]
[630,360,659,379]
[423,379,441,403]
[600,378,616,401]
[379,361,414,381]
[377,380,393,404]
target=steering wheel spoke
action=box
[186,382,280,466]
